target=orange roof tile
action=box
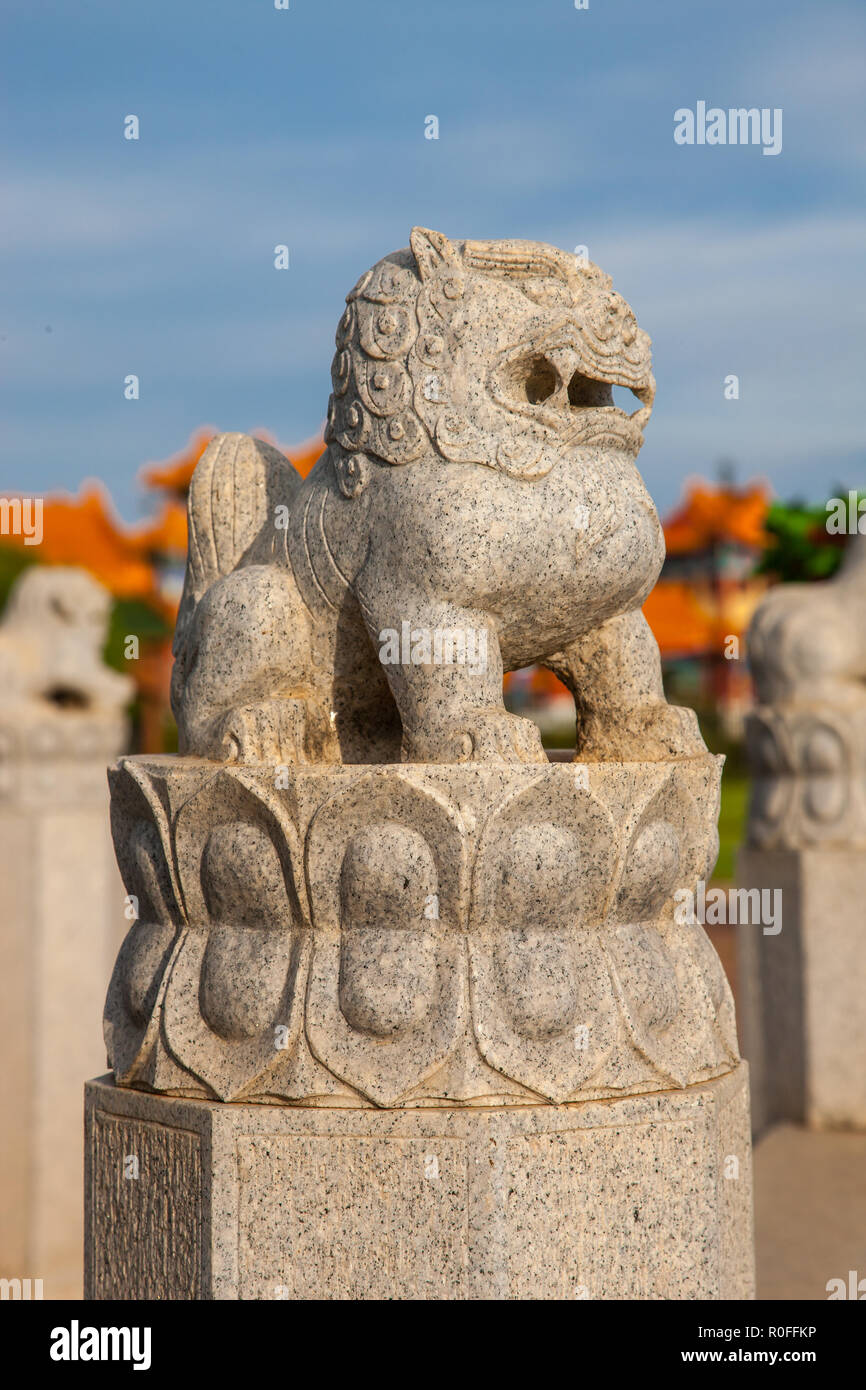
[643,581,715,657]
[1,483,157,599]
[140,430,215,494]
[663,480,772,554]
[644,575,769,659]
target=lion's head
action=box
[326,227,654,483]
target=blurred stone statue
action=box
[0,566,132,729]
[740,530,866,1132]
[746,532,866,850]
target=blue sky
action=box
[2,0,864,520]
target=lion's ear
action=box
[410,227,459,281]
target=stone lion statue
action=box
[171,228,703,765]
[748,531,866,709]
[0,566,133,716]
[745,531,866,848]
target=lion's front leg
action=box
[545,609,705,761]
[365,599,546,764]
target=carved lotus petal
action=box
[123,921,177,1027]
[336,823,439,1038]
[616,819,681,921]
[200,925,294,1042]
[605,923,679,1035]
[802,724,846,776]
[804,775,849,826]
[304,774,468,1107]
[494,928,579,1040]
[104,762,185,1083]
[159,769,309,1099]
[339,927,437,1037]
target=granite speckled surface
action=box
[104,756,737,1110]
[169,230,703,769]
[85,1066,754,1300]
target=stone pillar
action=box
[86,232,754,1299]
[88,757,753,1300]
[738,536,866,1132]
[0,568,132,1298]
[86,1068,751,1301]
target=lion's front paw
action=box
[403,708,548,765]
[209,699,338,765]
[579,702,706,762]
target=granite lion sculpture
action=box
[171,228,703,765]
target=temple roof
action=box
[663,480,772,555]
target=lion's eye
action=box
[523,357,558,404]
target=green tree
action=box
[757,493,863,583]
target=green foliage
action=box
[0,544,38,615]
[715,771,750,882]
[104,598,171,672]
[691,707,749,881]
[757,494,863,583]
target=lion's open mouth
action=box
[564,369,654,438]
[493,351,654,452]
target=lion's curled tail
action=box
[173,432,301,659]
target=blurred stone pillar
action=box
[0,567,132,1298]
[738,536,866,1133]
